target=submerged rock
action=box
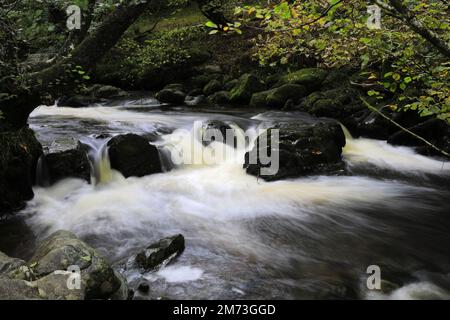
[230,74,265,104]
[135,234,185,271]
[244,121,346,181]
[44,149,90,185]
[28,230,121,300]
[0,128,42,215]
[107,134,162,178]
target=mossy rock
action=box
[266,84,307,108]
[277,68,328,91]
[29,230,121,300]
[203,79,222,96]
[207,91,231,105]
[249,89,275,108]
[229,74,265,104]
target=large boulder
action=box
[203,79,223,96]
[0,128,42,215]
[155,88,186,104]
[277,68,328,92]
[107,134,162,178]
[28,230,121,299]
[58,95,95,108]
[200,120,237,147]
[0,251,26,275]
[85,84,128,100]
[298,87,363,119]
[230,74,265,104]
[206,91,231,105]
[0,277,41,300]
[244,121,346,181]
[135,235,185,271]
[44,149,90,185]
[249,89,275,108]
[266,84,307,108]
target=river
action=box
[1,95,449,299]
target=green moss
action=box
[278,68,328,90]
[230,74,265,104]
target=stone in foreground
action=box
[135,234,185,271]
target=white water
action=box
[24,103,450,299]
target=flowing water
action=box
[1,96,450,300]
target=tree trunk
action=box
[195,0,231,28]
[0,0,156,129]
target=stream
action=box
[1,95,450,299]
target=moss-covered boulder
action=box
[266,84,307,108]
[249,89,275,108]
[244,121,346,181]
[203,79,223,96]
[155,88,186,104]
[229,74,265,104]
[277,68,328,91]
[0,128,42,215]
[29,230,121,300]
[206,91,231,105]
[0,277,41,300]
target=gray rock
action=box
[203,79,222,96]
[155,89,186,104]
[34,271,85,300]
[0,251,26,275]
[135,234,185,271]
[29,230,121,299]
[0,276,41,300]
[244,121,346,181]
[86,84,127,99]
[107,134,162,178]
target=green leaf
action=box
[205,21,218,29]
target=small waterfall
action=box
[35,155,50,187]
[156,121,258,169]
[79,136,114,185]
[339,123,353,140]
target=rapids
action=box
[1,96,449,299]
